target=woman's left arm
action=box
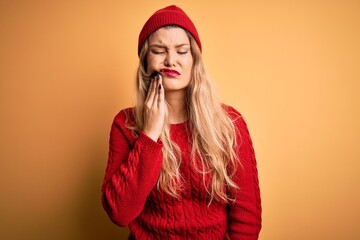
[227,113,262,240]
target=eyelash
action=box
[151,50,189,55]
[151,50,164,55]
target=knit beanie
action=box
[138,5,202,55]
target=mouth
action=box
[160,68,180,77]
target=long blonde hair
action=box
[131,26,240,203]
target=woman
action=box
[101,5,261,239]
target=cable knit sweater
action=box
[101,106,261,239]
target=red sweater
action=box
[101,106,261,239]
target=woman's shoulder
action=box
[222,104,250,131]
[222,104,242,120]
[113,107,136,126]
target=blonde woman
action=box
[101,5,262,239]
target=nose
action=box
[164,51,175,66]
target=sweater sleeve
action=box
[101,109,163,226]
[227,108,262,239]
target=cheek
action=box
[184,59,193,78]
[147,56,161,67]
[146,56,159,72]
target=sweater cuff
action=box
[138,131,163,152]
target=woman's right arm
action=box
[101,110,164,226]
[102,74,165,226]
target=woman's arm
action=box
[101,110,163,226]
[227,109,262,239]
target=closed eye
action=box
[151,50,165,55]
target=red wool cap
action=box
[138,5,202,55]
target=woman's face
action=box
[147,27,193,93]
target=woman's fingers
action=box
[145,74,157,107]
[152,74,160,107]
[157,74,164,108]
[143,73,165,141]
[145,77,154,104]
[148,73,162,108]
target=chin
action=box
[163,81,190,91]
[163,84,187,92]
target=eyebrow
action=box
[149,43,190,48]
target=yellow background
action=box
[1,0,359,239]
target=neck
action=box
[165,91,188,124]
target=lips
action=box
[160,68,180,77]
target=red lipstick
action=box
[160,68,180,77]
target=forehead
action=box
[148,27,190,46]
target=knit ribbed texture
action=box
[138,5,202,55]
[101,106,262,239]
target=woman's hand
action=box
[143,73,165,141]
